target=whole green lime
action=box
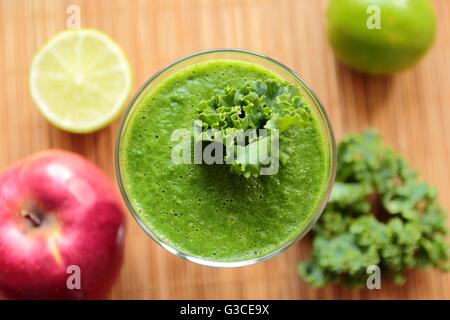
[327,0,436,75]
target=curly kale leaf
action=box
[299,130,450,287]
[195,79,311,178]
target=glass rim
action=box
[115,48,337,268]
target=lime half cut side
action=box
[30,29,132,134]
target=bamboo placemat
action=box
[1,0,449,299]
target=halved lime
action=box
[30,29,132,133]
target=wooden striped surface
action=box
[1,0,450,299]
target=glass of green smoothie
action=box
[116,49,336,267]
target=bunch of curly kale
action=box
[299,130,450,287]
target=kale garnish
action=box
[195,79,311,178]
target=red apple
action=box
[0,150,125,299]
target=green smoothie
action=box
[120,58,330,262]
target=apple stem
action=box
[21,207,44,228]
